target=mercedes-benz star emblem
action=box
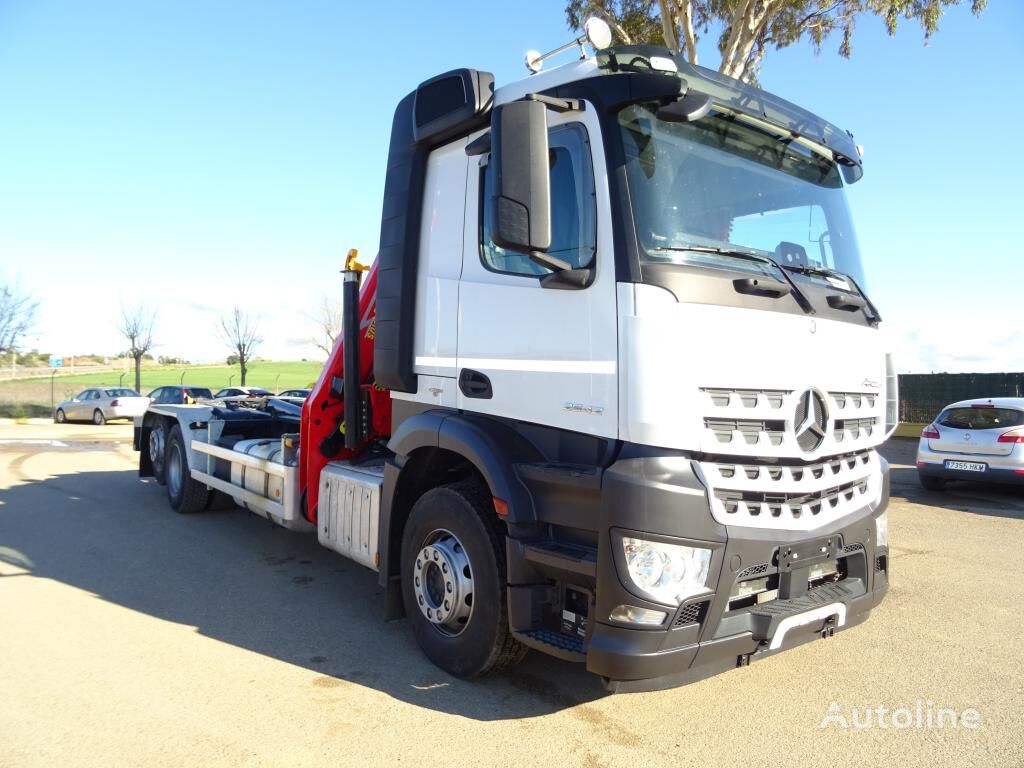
[794,389,829,452]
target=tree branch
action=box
[657,0,680,51]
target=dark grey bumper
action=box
[585,454,891,691]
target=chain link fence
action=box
[899,372,1024,423]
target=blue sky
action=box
[0,1,1018,372]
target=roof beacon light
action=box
[525,17,612,74]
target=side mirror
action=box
[489,100,567,272]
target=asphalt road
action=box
[1,423,1022,768]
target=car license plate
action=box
[944,460,986,472]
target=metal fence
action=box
[899,372,1024,423]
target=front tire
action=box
[918,472,946,491]
[92,409,105,425]
[400,480,525,679]
[54,409,66,424]
[165,425,209,513]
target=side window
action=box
[75,390,89,400]
[480,123,596,276]
[84,390,97,400]
[152,388,166,403]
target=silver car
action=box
[916,397,1024,490]
[54,387,151,425]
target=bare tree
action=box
[219,307,262,386]
[119,305,156,393]
[309,294,342,357]
[0,277,38,353]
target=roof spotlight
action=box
[524,17,613,74]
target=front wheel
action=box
[92,409,106,425]
[165,425,209,513]
[400,480,525,679]
[54,409,66,424]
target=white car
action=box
[54,387,151,425]
[213,387,274,400]
[916,397,1024,490]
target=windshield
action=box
[104,388,139,397]
[619,104,866,286]
[938,407,1024,430]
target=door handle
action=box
[459,369,493,399]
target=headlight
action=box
[621,537,711,606]
[875,511,888,548]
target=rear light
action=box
[998,429,1024,444]
[1015,469,1024,475]
[110,399,120,407]
[921,425,940,439]
[971,403,994,408]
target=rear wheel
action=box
[92,409,105,425]
[54,409,66,424]
[148,422,168,484]
[400,480,525,678]
[166,425,209,513]
[918,472,946,491]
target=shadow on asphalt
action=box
[880,438,1024,520]
[0,464,607,719]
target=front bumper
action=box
[586,454,890,691]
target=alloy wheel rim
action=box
[413,528,474,637]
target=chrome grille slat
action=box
[698,449,881,531]
[701,386,882,457]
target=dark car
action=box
[148,386,214,405]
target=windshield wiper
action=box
[782,264,882,325]
[651,245,815,315]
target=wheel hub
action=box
[149,429,164,466]
[413,530,473,636]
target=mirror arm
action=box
[528,251,572,272]
[523,93,584,113]
[465,132,491,156]
[540,267,594,290]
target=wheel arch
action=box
[379,410,543,609]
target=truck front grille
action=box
[697,449,880,531]
[699,386,881,458]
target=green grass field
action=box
[0,360,325,417]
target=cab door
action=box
[457,107,618,439]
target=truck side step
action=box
[514,628,587,662]
[522,541,597,578]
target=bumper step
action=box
[514,628,586,662]
[749,580,862,642]
[522,541,597,578]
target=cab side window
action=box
[480,123,596,277]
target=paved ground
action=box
[1,423,1022,768]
